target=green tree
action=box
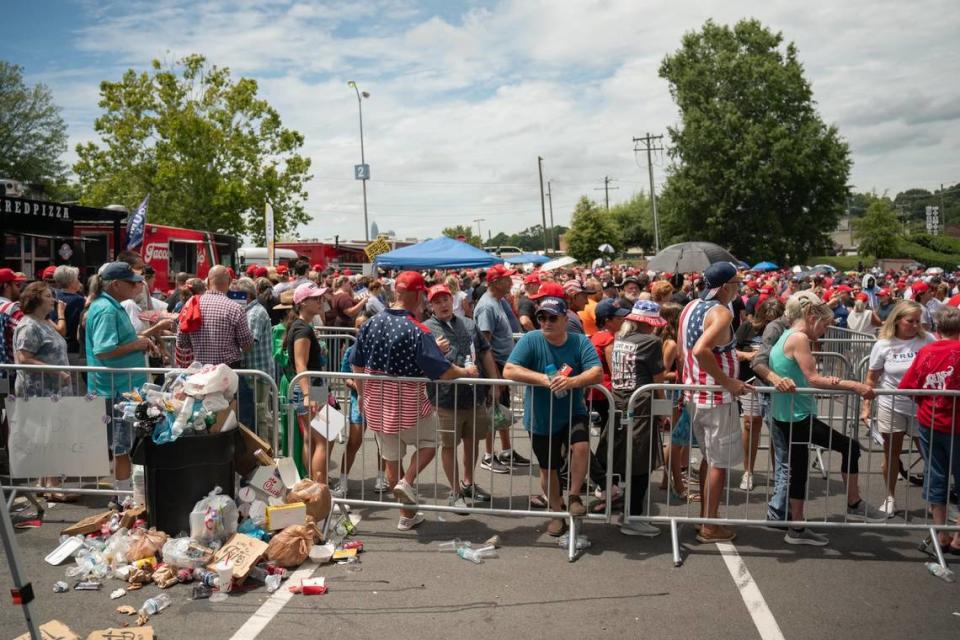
[0,61,68,190]
[74,55,311,242]
[609,192,653,251]
[441,225,482,247]
[852,197,899,258]
[657,19,851,264]
[564,196,621,263]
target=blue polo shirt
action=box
[85,292,146,396]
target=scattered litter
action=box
[74,580,102,591]
[12,620,80,640]
[52,581,69,593]
[484,535,501,549]
[116,605,137,615]
[557,533,591,550]
[110,588,127,599]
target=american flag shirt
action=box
[350,308,451,434]
[679,298,738,407]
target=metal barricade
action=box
[819,326,877,369]
[624,383,959,578]
[286,370,618,561]
[0,363,279,511]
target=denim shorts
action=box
[918,426,960,505]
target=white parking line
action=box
[228,565,317,640]
[716,541,785,640]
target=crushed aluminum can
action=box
[52,581,69,593]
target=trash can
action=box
[132,429,242,535]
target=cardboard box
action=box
[247,465,285,500]
[234,423,273,475]
[13,620,80,640]
[209,400,238,434]
[86,628,153,640]
[207,533,269,581]
[120,506,146,529]
[265,502,307,530]
[61,511,115,536]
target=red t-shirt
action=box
[589,329,615,399]
[898,339,960,433]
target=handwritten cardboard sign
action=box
[86,627,154,640]
[207,533,269,580]
[14,620,80,640]
[7,397,110,478]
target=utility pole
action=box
[546,180,556,253]
[594,176,618,211]
[473,218,485,242]
[941,183,946,232]
[538,156,548,253]
[633,132,664,252]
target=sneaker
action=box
[397,512,425,531]
[460,482,491,503]
[696,525,736,544]
[448,493,469,515]
[739,472,754,491]
[878,496,897,518]
[392,479,418,505]
[374,474,389,493]
[620,521,661,538]
[330,484,347,499]
[497,450,531,467]
[480,453,511,474]
[568,495,587,517]
[784,527,829,546]
[846,500,888,523]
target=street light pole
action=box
[348,81,370,242]
[473,218,485,241]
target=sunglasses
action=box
[535,314,563,323]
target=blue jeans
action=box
[765,396,789,522]
[918,427,960,505]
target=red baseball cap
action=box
[855,292,869,303]
[245,264,258,276]
[878,287,891,297]
[42,265,57,279]
[276,264,289,274]
[523,273,541,285]
[486,264,517,283]
[253,266,269,278]
[529,281,565,300]
[911,281,929,295]
[427,284,452,301]
[311,263,323,272]
[343,268,353,276]
[835,285,853,293]
[226,267,236,280]
[395,271,427,292]
[0,268,28,285]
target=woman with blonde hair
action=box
[769,295,886,546]
[445,274,472,318]
[861,300,934,516]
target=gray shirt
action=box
[474,291,515,364]
[13,315,71,396]
[750,316,791,379]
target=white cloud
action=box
[18,0,960,241]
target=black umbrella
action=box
[646,242,740,273]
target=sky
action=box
[3,0,959,244]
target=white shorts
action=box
[374,413,439,462]
[687,402,743,469]
[875,406,918,436]
[739,392,762,418]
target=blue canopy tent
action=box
[503,253,549,265]
[752,261,779,271]
[374,236,501,270]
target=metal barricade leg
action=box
[0,488,41,639]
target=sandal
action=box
[530,494,549,509]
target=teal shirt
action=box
[769,329,815,422]
[85,292,146,396]
[507,330,601,435]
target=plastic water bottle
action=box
[473,545,498,559]
[132,465,145,508]
[926,562,956,582]
[139,593,172,616]
[438,539,471,552]
[544,364,568,398]
[457,547,485,564]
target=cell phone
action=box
[227,290,247,301]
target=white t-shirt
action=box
[847,309,875,335]
[452,290,468,317]
[868,334,935,414]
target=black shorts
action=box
[530,415,590,470]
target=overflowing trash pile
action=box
[40,362,365,633]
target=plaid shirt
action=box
[176,291,254,366]
[0,297,23,370]
[242,299,274,377]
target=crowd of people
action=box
[0,255,957,550]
